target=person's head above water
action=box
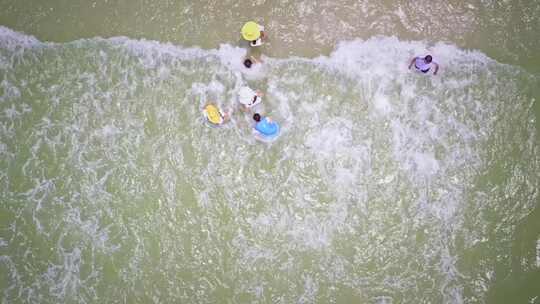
[424,55,433,63]
[244,59,253,68]
[253,113,261,122]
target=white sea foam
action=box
[0,26,537,304]
[0,80,21,103]
[537,238,540,268]
[0,26,40,51]
[44,247,83,299]
[216,44,268,81]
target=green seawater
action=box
[0,1,539,303]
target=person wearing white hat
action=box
[238,86,263,111]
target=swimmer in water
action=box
[243,56,262,69]
[238,87,263,111]
[253,113,279,137]
[408,55,439,75]
[203,103,230,125]
[241,21,267,47]
[253,113,269,123]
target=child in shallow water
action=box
[408,55,440,75]
[203,103,230,125]
[250,24,266,47]
[238,87,263,111]
[243,56,262,69]
[241,21,267,47]
[252,113,279,137]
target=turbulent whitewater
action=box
[0,26,538,303]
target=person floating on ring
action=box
[203,103,230,126]
[252,113,280,139]
[408,54,439,75]
[241,21,267,47]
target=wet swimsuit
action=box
[414,57,431,73]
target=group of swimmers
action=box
[203,21,441,140]
[203,21,280,140]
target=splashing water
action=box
[0,26,538,303]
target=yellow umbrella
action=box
[241,21,261,41]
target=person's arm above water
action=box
[250,56,263,64]
[408,57,417,70]
[432,62,439,75]
[222,109,232,123]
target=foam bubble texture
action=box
[0,27,538,303]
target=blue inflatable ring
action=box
[255,119,280,137]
